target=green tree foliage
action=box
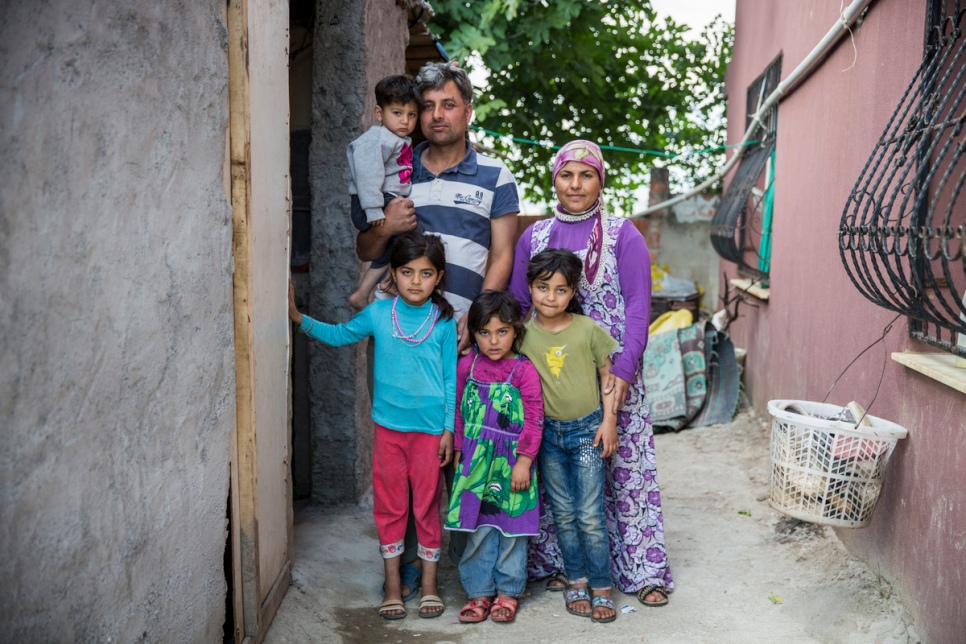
[430,0,733,212]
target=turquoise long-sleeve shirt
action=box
[299,298,456,434]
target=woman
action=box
[509,140,672,607]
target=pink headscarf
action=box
[552,140,606,188]
[550,140,607,289]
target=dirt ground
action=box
[264,409,921,643]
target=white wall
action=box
[0,1,235,640]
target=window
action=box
[711,54,781,283]
[839,0,966,358]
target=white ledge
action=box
[891,351,966,395]
[730,278,770,301]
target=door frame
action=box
[226,0,293,640]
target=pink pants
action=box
[372,423,443,561]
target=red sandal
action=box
[490,596,518,623]
[458,597,492,623]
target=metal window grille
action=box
[711,55,782,283]
[839,0,966,358]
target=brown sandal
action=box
[546,571,568,592]
[637,584,669,607]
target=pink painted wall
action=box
[726,2,966,642]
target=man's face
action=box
[419,81,472,147]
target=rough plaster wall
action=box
[0,2,234,641]
[309,0,407,504]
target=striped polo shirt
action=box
[410,141,520,318]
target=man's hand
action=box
[593,420,619,459]
[356,196,417,261]
[438,431,454,467]
[382,196,417,235]
[510,456,533,492]
[457,313,472,355]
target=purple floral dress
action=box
[525,215,674,594]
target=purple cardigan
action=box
[508,216,652,383]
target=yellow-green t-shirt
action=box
[521,314,618,421]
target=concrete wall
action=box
[661,195,720,311]
[726,2,966,642]
[309,0,408,503]
[0,1,234,641]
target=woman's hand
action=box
[593,419,619,459]
[288,281,303,325]
[438,431,454,467]
[610,375,631,414]
[510,456,533,492]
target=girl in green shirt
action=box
[519,248,619,623]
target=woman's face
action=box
[554,161,601,213]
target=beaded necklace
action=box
[554,199,602,223]
[391,296,439,345]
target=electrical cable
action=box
[821,312,902,420]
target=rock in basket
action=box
[767,399,908,528]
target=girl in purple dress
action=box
[508,139,673,607]
[446,291,544,624]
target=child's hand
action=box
[510,456,533,492]
[288,281,303,325]
[438,431,454,467]
[593,420,619,459]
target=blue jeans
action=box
[458,526,528,599]
[539,407,611,590]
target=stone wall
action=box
[309,0,408,503]
[0,1,235,640]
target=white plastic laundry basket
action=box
[767,399,908,528]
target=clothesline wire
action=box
[469,124,759,160]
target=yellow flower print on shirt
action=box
[544,345,568,378]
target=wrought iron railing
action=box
[839,0,966,357]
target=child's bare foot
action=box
[418,562,445,617]
[564,583,591,617]
[348,289,369,310]
[380,558,405,618]
[490,594,518,623]
[591,588,616,623]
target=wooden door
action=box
[227,0,293,641]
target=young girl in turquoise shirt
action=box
[288,231,456,620]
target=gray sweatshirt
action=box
[346,125,413,222]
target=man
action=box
[356,61,519,351]
[353,61,519,617]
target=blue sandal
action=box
[564,587,591,618]
[591,595,617,623]
[381,562,422,603]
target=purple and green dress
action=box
[445,353,540,537]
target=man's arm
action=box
[355,196,417,261]
[457,211,518,354]
[481,212,518,291]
